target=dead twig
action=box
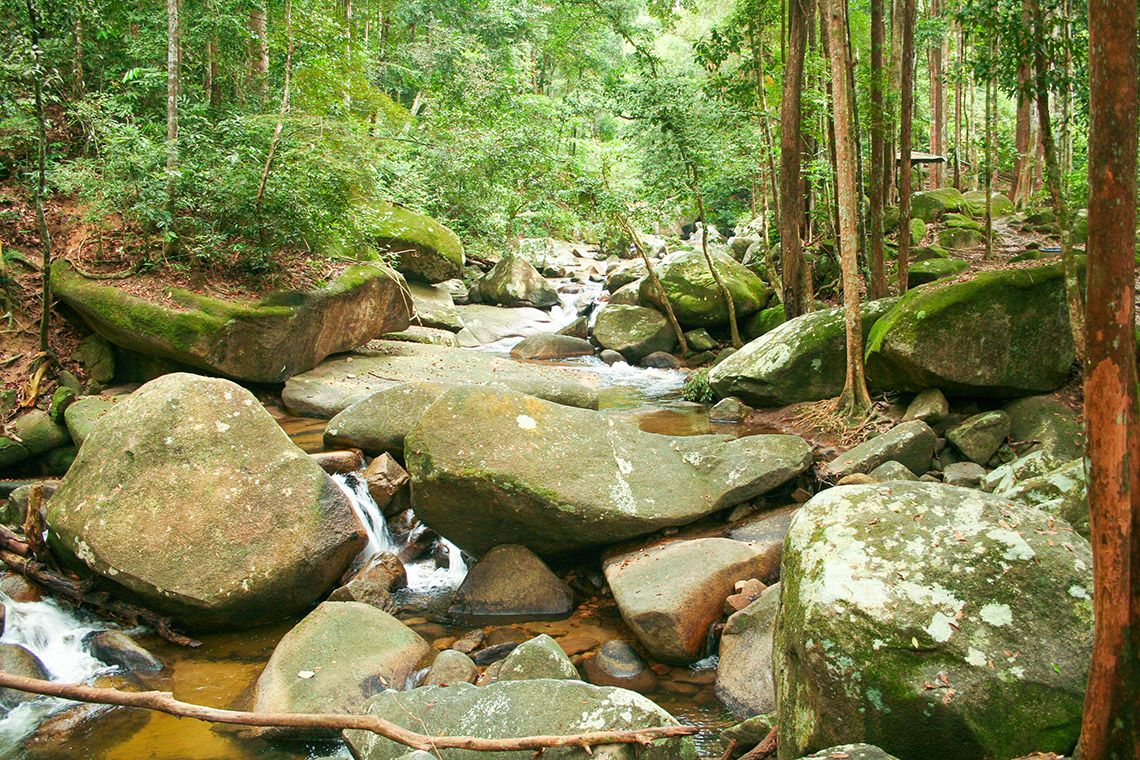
[0,672,698,752]
[22,485,50,565]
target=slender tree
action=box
[896,0,915,295]
[163,0,180,259]
[25,0,51,353]
[868,0,888,299]
[1080,0,1140,756]
[780,0,815,319]
[984,42,995,260]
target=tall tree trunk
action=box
[690,163,742,348]
[953,21,963,190]
[1011,0,1033,206]
[255,0,293,228]
[1028,0,1083,361]
[780,0,815,319]
[896,0,915,295]
[753,31,781,235]
[928,0,943,188]
[250,5,269,102]
[984,52,995,260]
[868,0,887,300]
[72,18,84,96]
[164,0,180,259]
[825,0,871,421]
[1081,1,1140,757]
[620,219,689,355]
[25,0,51,352]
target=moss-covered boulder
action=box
[743,305,788,341]
[938,227,984,250]
[345,679,698,760]
[639,250,770,327]
[866,263,1075,397]
[707,299,897,407]
[62,396,124,447]
[1003,396,1085,461]
[405,385,812,555]
[407,282,464,331]
[496,634,579,681]
[911,188,966,222]
[365,201,464,283]
[44,373,367,631]
[480,254,561,308]
[776,482,1093,760]
[907,258,969,288]
[962,191,1015,217]
[52,260,411,384]
[0,409,71,470]
[909,218,926,246]
[592,305,677,364]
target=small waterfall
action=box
[333,473,395,559]
[403,538,468,593]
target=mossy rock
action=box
[909,218,927,247]
[593,305,677,364]
[361,200,465,283]
[743,305,788,341]
[0,410,71,470]
[72,334,115,385]
[911,188,966,222]
[943,213,982,230]
[962,191,1014,218]
[906,258,969,289]
[866,262,1076,397]
[1071,209,1088,245]
[913,245,949,262]
[52,261,411,384]
[938,227,984,250]
[639,250,770,328]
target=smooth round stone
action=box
[583,639,658,694]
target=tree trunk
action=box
[164,0,180,259]
[984,53,995,261]
[953,21,963,190]
[25,0,51,352]
[780,0,815,319]
[207,36,221,110]
[824,0,871,420]
[1011,0,1033,206]
[753,32,781,235]
[927,0,942,189]
[621,220,689,355]
[868,0,887,300]
[691,164,742,348]
[1081,1,1140,757]
[250,5,269,102]
[896,0,915,296]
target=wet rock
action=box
[484,627,528,647]
[641,351,683,369]
[448,544,573,624]
[557,316,590,340]
[23,702,148,759]
[722,714,775,748]
[311,450,364,474]
[250,601,430,739]
[902,388,949,424]
[868,461,920,482]
[639,250,770,327]
[776,482,1093,760]
[0,573,42,603]
[497,634,579,681]
[716,584,779,719]
[584,639,658,694]
[479,254,560,308]
[363,454,411,515]
[708,300,897,407]
[45,373,366,631]
[947,411,1011,465]
[510,334,595,360]
[285,341,597,418]
[709,397,751,424]
[450,630,485,655]
[599,349,625,365]
[422,649,478,687]
[942,462,987,489]
[472,642,518,665]
[557,635,599,656]
[822,420,937,480]
[0,643,50,712]
[329,552,407,612]
[85,630,164,673]
[605,538,772,664]
[593,305,677,364]
[345,680,698,760]
[406,386,813,555]
[797,746,901,760]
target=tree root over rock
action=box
[0,671,699,752]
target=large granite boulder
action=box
[776,482,1093,760]
[282,341,598,418]
[324,382,455,458]
[592,305,677,364]
[44,374,367,631]
[1002,396,1084,461]
[453,304,557,345]
[344,679,699,760]
[865,264,1076,397]
[639,250,770,327]
[708,300,897,407]
[250,601,430,739]
[366,201,464,283]
[405,386,813,555]
[407,282,464,331]
[448,544,574,624]
[52,260,411,384]
[910,188,966,222]
[604,538,772,664]
[480,254,560,308]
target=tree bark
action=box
[1011,0,1033,206]
[868,0,887,300]
[984,51,995,261]
[617,216,689,355]
[927,0,943,188]
[25,0,51,353]
[164,0,179,259]
[250,5,269,102]
[1081,2,1140,758]
[825,0,871,421]
[896,0,915,296]
[780,0,815,319]
[691,164,742,348]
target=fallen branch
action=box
[737,728,777,760]
[0,550,200,647]
[0,672,698,752]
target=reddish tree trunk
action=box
[868,0,888,299]
[780,0,815,319]
[896,0,915,295]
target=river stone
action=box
[707,300,897,407]
[283,341,598,418]
[910,187,966,222]
[593,305,677,363]
[52,260,411,384]
[72,334,115,385]
[715,583,779,719]
[44,373,367,631]
[1002,459,1089,538]
[447,544,573,624]
[510,334,595,360]
[709,397,750,423]
[639,250,770,327]
[0,643,50,712]
[344,679,699,760]
[946,411,1011,465]
[497,634,579,681]
[583,640,658,693]
[251,601,430,739]
[775,482,1093,760]
[907,258,969,288]
[599,349,625,365]
[382,326,462,346]
[1002,396,1084,461]
[407,282,464,331]
[822,421,937,480]
[865,264,1075,397]
[325,382,454,457]
[606,262,648,293]
[328,551,407,612]
[0,409,71,469]
[798,746,901,760]
[868,461,919,482]
[480,254,560,308]
[605,281,642,306]
[726,506,798,584]
[85,630,164,673]
[743,305,787,341]
[368,201,464,283]
[453,304,557,345]
[902,388,948,424]
[406,386,813,555]
[942,462,986,489]
[423,649,478,687]
[604,538,772,664]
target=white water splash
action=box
[404,538,468,593]
[333,473,396,559]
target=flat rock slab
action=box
[405,386,813,555]
[453,305,556,345]
[282,340,599,418]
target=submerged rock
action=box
[45,373,366,631]
[344,679,699,760]
[776,482,1093,760]
[0,643,50,712]
[406,386,813,555]
[584,640,658,694]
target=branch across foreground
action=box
[0,671,699,752]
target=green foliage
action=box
[682,367,716,403]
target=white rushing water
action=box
[333,472,396,559]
